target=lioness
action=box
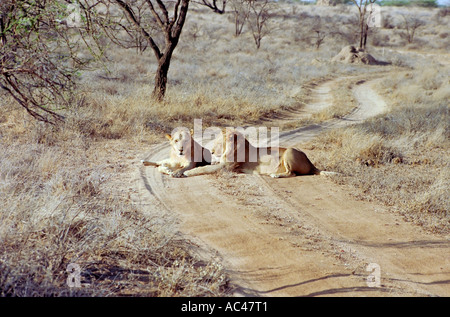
[184,129,336,178]
[142,128,212,178]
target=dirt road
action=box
[135,75,450,297]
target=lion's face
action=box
[209,130,237,164]
[221,130,249,163]
[210,134,225,164]
[167,129,192,157]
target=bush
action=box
[379,0,437,7]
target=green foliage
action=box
[0,0,101,124]
[379,0,438,7]
[332,0,353,4]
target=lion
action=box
[184,129,337,178]
[142,128,212,178]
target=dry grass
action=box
[0,101,228,297]
[307,63,449,234]
[1,2,449,296]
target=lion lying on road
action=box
[142,128,212,178]
[184,129,337,178]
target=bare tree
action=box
[229,0,250,37]
[309,17,327,50]
[90,0,227,101]
[195,0,227,14]
[95,0,189,101]
[248,0,274,49]
[79,0,230,102]
[400,14,425,44]
[0,0,100,124]
[350,0,377,49]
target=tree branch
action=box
[154,0,170,24]
[144,0,166,30]
[114,0,162,59]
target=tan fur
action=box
[184,129,336,178]
[142,128,211,178]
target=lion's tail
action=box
[311,165,340,176]
[318,170,340,176]
[141,160,159,167]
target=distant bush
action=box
[436,7,450,17]
[379,0,438,7]
[313,0,439,6]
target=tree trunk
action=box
[152,50,173,101]
[363,23,369,49]
[0,17,7,46]
[152,0,190,101]
[359,18,364,48]
[113,0,189,102]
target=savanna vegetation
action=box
[1,0,448,296]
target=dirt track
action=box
[135,75,450,297]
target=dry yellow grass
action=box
[307,62,449,234]
[0,98,228,296]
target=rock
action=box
[331,45,380,65]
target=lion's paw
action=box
[158,166,173,175]
[183,170,192,177]
[172,170,186,178]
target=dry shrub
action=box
[310,127,402,171]
[0,119,229,297]
[310,124,448,233]
[308,64,449,234]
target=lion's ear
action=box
[165,134,172,140]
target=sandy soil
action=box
[132,74,450,297]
